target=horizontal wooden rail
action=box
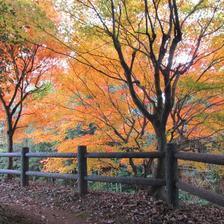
[0,145,223,207]
[0,152,21,157]
[26,152,77,158]
[85,175,165,186]
[86,151,163,158]
[26,171,78,180]
[0,169,21,175]
[177,181,224,207]
[0,151,162,159]
[175,152,224,165]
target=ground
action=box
[0,179,223,224]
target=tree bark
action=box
[6,124,14,179]
[129,158,138,176]
[150,121,167,199]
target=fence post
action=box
[77,145,88,196]
[166,143,178,208]
[21,147,29,187]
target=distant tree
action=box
[22,65,153,176]
[0,0,57,171]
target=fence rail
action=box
[86,151,164,158]
[26,152,77,158]
[0,169,21,175]
[175,152,224,165]
[174,149,224,207]
[0,152,21,157]
[177,181,224,207]
[0,144,223,207]
[85,175,165,186]
[26,171,78,180]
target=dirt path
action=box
[0,180,89,224]
[0,180,223,224]
[0,203,87,224]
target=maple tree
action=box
[19,63,153,175]
[5,0,222,195]
[48,0,224,197]
[20,57,223,178]
[0,0,58,170]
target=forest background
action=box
[0,0,223,202]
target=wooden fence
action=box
[0,144,223,207]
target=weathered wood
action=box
[26,152,77,158]
[0,152,21,157]
[175,152,224,165]
[166,143,178,208]
[85,175,165,186]
[26,171,78,180]
[177,181,224,207]
[86,151,163,158]
[0,144,224,208]
[21,147,29,187]
[0,151,163,159]
[78,146,88,196]
[0,169,20,175]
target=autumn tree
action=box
[52,0,224,197]
[18,63,154,175]
[168,73,224,150]
[0,0,58,170]
[20,56,224,178]
[10,0,223,196]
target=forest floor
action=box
[0,179,223,224]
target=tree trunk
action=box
[142,158,153,178]
[129,158,138,176]
[6,129,14,179]
[150,123,167,200]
